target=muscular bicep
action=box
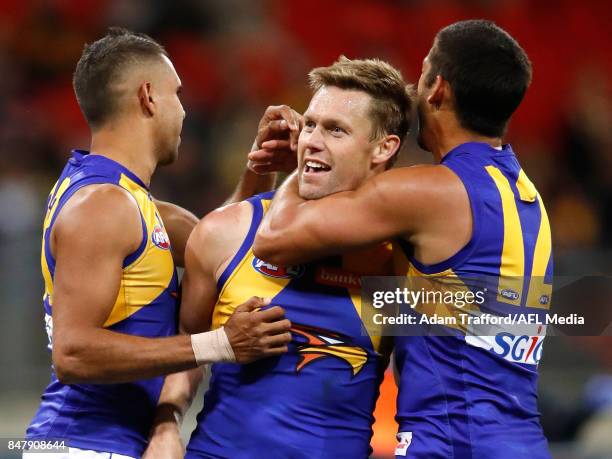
[179,202,252,334]
[179,257,217,334]
[179,224,222,334]
[51,186,142,346]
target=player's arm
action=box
[51,185,199,383]
[145,202,292,457]
[154,199,198,267]
[225,105,302,204]
[51,186,291,384]
[143,366,204,459]
[253,166,446,266]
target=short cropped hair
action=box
[308,56,413,167]
[73,27,167,129]
[427,20,532,137]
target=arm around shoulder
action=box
[253,167,426,265]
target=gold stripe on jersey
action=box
[343,245,393,354]
[525,194,553,309]
[392,246,479,334]
[516,169,537,203]
[213,247,291,330]
[103,174,175,326]
[486,165,525,305]
[41,173,175,327]
[41,177,72,305]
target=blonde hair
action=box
[308,56,413,157]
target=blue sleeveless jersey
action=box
[186,192,394,459]
[393,143,553,459]
[26,150,179,458]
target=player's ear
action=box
[371,134,401,167]
[427,75,446,110]
[138,82,155,117]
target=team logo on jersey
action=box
[291,324,368,376]
[500,289,519,301]
[252,257,304,279]
[151,225,171,250]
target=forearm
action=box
[254,171,404,265]
[53,330,198,384]
[152,368,204,426]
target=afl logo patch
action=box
[252,257,304,279]
[151,225,171,250]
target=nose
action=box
[303,125,324,152]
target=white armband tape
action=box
[190,327,235,365]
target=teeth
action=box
[306,160,328,170]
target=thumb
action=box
[235,296,271,313]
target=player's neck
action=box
[89,123,157,187]
[431,124,502,162]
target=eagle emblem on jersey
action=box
[291,324,368,376]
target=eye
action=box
[330,126,346,135]
[303,120,315,131]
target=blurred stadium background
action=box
[0,1,610,458]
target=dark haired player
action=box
[255,20,553,458]
[24,28,291,458]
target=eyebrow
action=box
[304,113,350,125]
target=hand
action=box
[249,105,303,175]
[143,407,184,459]
[224,296,292,363]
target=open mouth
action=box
[304,159,331,173]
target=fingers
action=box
[248,148,298,174]
[234,296,271,313]
[261,318,292,335]
[288,121,300,152]
[256,305,287,322]
[262,345,289,356]
[260,139,291,150]
[248,149,279,162]
[260,331,292,348]
[247,161,273,175]
[257,105,303,150]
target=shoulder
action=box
[191,200,253,245]
[53,183,142,252]
[186,200,254,276]
[366,164,463,206]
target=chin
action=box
[298,183,328,200]
[159,148,179,166]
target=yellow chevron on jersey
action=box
[41,152,177,330]
[392,247,478,333]
[31,150,179,457]
[393,142,553,313]
[213,192,393,357]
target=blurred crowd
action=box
[0,1,610,457]
[0,0,610,251]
